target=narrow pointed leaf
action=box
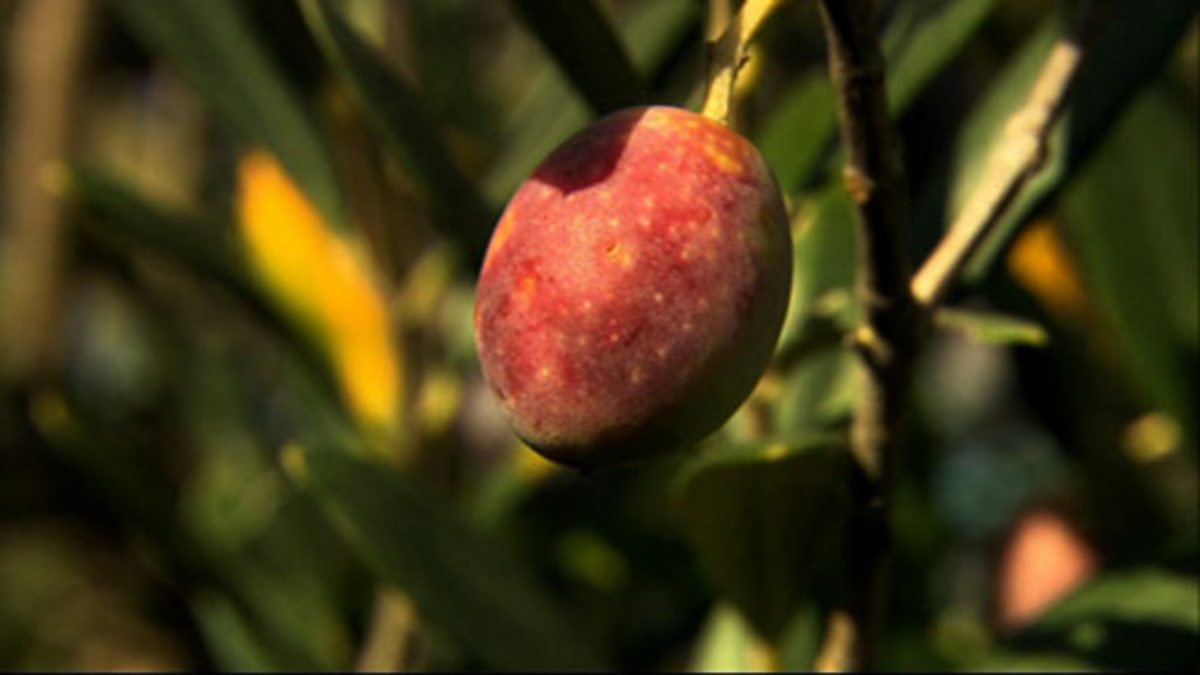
[511,0,646,114]
[107,0,345,225]
[934,308,1049,347]
[301,0,495,263]
[296,447,604,670]
[675,439,850,642]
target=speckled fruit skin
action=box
[475,106,792,470]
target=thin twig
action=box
[910,26,1089,307]
[355,587,418,672]
[700,0,787,126]
[816,0,918,670]
[705,0,734,42]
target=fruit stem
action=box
[816,0,918,670]
[700,0,787,127]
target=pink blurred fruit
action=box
[997,507,1098,630]
[474,106,792,470]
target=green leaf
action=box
[482,0,699,203]
[883,0,999,113]
[191,592,285,672]
[1005,569,1200,671]
[1060,86,1199,444]
[770,186,859,438]
[510,0,646,115]
[294,446,604,670]
[61,166,344,418]
[675,439,851,642]
[943,0,1198,282]
[773,184,859,366]
[34,387,354,670]
[62,168,247,296]
[107,0,344,225]
[934,308,1049,347]
[775,346,858,437]
[757,0,999,193]
[300,0,495,264]
[969,650,1098,672]
[1033,568,1199,633]
[757,73,838,193]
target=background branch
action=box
[815,0,918,670]
[910,12,1091,307]
[0,0,94,380]
[355,587,418,672]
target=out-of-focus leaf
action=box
[1032,568,1199,633]
[675,439,850,642]
[33,390,351,670]
[30,392,201,574]
[510,0,646,114]
[942,0,1197,281]
[483,0,699,203]
[219,496,356,671]
[62,166,345,420]
[690,603,764,672]
[1003,569,1200,671]
[61,167,249,300]
[1060,86,1199,444]
[934,308,1048,347]
[776,346,858,437]
[300,0,494,263]
[180,351,355,671]
[757,0,998,193]
[403,2,495,140]
[970,650,1097,672]
[883,0,998,113]
[757,73,837,192]
[293,446,604,670]
[191,592,283,672]
[107,0,344,225]
[770,186,859,438]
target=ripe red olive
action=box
[474,106,792,470]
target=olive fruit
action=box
[474,106,792,470]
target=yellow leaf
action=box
[236,150,403,439]
[1006,217,1089,321]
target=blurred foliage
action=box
[0,0,1195,670]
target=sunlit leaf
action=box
[757,0,998,193]
[937,0,1197,282]
[690,602,823,671]
[934,308,1048,347]
[773,184,858,364]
